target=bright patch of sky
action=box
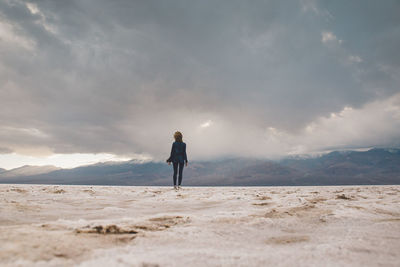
[0,153,143,170]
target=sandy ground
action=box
[0,184,399,267]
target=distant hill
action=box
[0,148,399,186]
[279,148,400,185]
[0,165,61,178]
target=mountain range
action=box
[1,148,399,186]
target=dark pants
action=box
[173,162,184,186]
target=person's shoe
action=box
[178,185,182,189]
[174,185,178,190]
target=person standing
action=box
[166,131,188,189]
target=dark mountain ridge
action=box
[0,148,399,186]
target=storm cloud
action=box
[0,0,399,164]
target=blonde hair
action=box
[174,131,183,142]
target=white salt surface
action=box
[0,185,399,266]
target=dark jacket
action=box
[166,141,188,164]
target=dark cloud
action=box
[0,0,399,161]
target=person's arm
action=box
[184,143,188,165]
[166,143,174,163]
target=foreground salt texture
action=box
[0,185,399,267]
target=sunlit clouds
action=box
[200,120,213,129]
[321,31,342,44]
[0,153,140,170]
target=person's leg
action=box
[173,162,178,186]
[178,162,184,186]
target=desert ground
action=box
[0,184,399,266]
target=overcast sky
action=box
[0,0,400,169]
